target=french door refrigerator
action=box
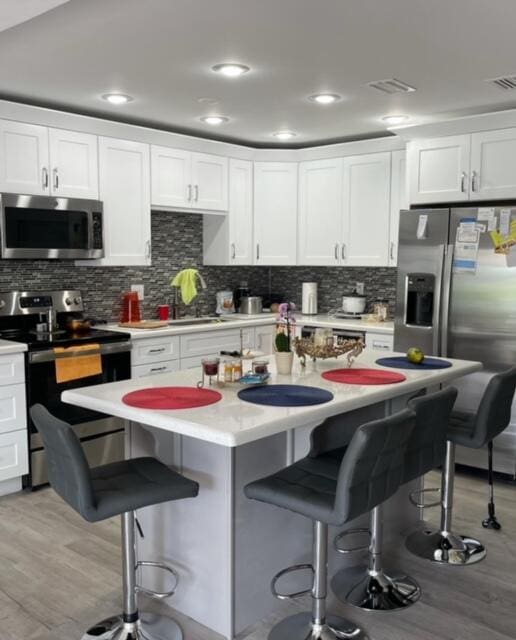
[394,206,516,475]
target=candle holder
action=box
[252,360,269,375]
[198,357,220,388]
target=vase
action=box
[275,351,294,375]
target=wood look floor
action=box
[0,469,515,640]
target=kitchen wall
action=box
[0,212,397,320]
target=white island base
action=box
[129,398,419,640]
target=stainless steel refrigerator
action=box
[394,206,516,476]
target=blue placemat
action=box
[238,384,334,407]
[376,356,453,370]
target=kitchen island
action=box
[62,350,480,640]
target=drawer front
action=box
[131,337,180,366]
[0,383,27,435]
[180,329,254,359]
[0,429,28,481]
[365,333,394,351]
[0,353,25,386]
[132,360,180,378]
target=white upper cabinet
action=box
[191,152,228,211]
[203,159,253,265]
[470,128,516,200]
[151,145,191,209]
[388,150,407,266]
[0,120,49,195]
[298,159,343,266]
[48,129,98,199]
[151,145,228,212]
[94,137,151,266]
[408,135,470,204]
[342,152,391,266]
[254,162,297,265]
[0,120,99,198]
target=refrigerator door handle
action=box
[440,243,455,357]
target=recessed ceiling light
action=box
[212,63,250,77]
[308,93,342,104]
[102,93,133,105]
[200,115,229,125]
[197,97,219,105]
[273,130,297,140]
[381,114,409,125]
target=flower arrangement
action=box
[275,302,296,352]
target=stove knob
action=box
[65,297,72,306]
[74,297,82,305]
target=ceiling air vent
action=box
[367,78,417,95]
[487,75,516,90]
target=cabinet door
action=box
[0,429,28,482]
[151,145,192,209]
[49,128,98,199]
[408,135,470,204]
[470,128,516,200]
[228,159,253,264]
[342,152,391,266]
[254,162,297,265]
[191,152,228,211]
[255,324,275,355]
[97,137,151,266]
[0,120,49,195]
[298,159,343,265]
[388,150,407,266]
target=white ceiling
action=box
[1,0,516,147]
[0,0,69,33]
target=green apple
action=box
[407,347,425,365]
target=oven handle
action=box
[29,341,132,363]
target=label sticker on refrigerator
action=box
[416,214,428,240]
[478,207,497,231]
[453,242,479,274]
[500,209,512,236]
[457,220,479,243]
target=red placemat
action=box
[122,386,222,409]
[322,368,406,385]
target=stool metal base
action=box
[268,611,366,640]
[331,565,421,612]
[81,613,182,640]
[405,528,487,566]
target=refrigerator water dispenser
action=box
[406,274,435,326]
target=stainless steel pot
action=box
[342,294,366,314]
[239,296,263,314]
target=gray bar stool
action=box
[332,387,458,612]
[30,404,199,640]
[406,365,516,566]
[244,408,415,640]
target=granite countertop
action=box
[0,339,28,355]
[62,350,481,447]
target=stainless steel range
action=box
[0,290,131,488]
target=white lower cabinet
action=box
[365,332,394,352]
[180,328,254,360]
[131,336,180,367]
[0,383,26,435]
[255,324,275,354]
[0,429,28,482]
[132,361,180,378]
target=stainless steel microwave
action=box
[0,193,104,259]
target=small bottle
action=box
[232,360,242,381]
[224,360,233,382]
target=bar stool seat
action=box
[31,404,199,640]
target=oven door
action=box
[26,341,131,488]
[0,193,104,259]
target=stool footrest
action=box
[136,560,179,600]
[270,563,314,600]
[409,487,441,509]
[334,528,371,555]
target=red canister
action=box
[121,291,141,323]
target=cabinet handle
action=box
[187,184,192,201]
[150,366,167,373]
[42,167,49,189]
[471,170,478,192]
[149,347,166,354]
[256,243,260,261]
[390,241,395,261]
[146,240,151,259]
[334,243,339,260]
[194,185,199,202]
[231,243,236,259]
[461,171,467,193]
[53,168,59,190]
[341,243,346,260]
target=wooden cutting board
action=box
[118,320,169,329]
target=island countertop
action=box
[62,350,481,447]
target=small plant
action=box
[275,302,296,352]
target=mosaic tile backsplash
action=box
[0,211,397,321]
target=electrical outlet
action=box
[356,282,365,295]
[131,284,144,300]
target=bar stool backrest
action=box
[473,366,516,447]
[334,408,415,524]
[404,386,458,485]
[309,411,364,457]
[30,404,96,520]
